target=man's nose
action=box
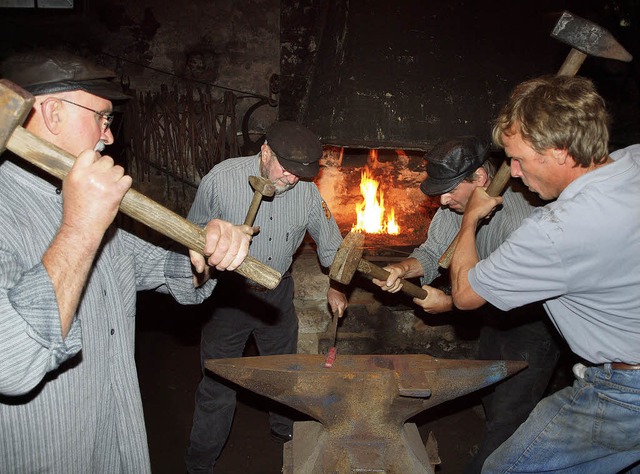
[440,193,451,206]
[286,174,298,185]
[102,128,114,145]
[510,160,521,178]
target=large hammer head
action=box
[248,175,276,197]
[0,79,35,154]
[329,231,365,284]
[551,11,632,62]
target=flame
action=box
[351,152,400,235]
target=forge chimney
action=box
[279,0,564,150]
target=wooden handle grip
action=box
[243,192,263,226]
[7,126,281,289]
[357,259,428,299]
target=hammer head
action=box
[551,11,632,62]
[249,175,276,197]
[329,231,365,284]
[0,79,35,154]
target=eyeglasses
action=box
[58,98,114,133]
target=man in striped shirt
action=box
[372,136,560,473]
[0,49,252,473]
[185,120,348,474]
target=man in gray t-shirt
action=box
[452,76,640,473]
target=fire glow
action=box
[351,151,400,235]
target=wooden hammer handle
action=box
[438,161,512,269]
[243,191,263,226]
[357,259,428,300]
[7,126,281,290]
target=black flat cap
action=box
[0,49,130,101]
[266,121,322,179]
[420,136,489,196]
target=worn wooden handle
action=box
[7,126,281,289]
[357,259,428,299]
[243,192,263,226]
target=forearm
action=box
[391,257,424,279]
[42,225,102,338]
[450,215,485,310]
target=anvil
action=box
[206,354,526,473]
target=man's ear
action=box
[260,143,272,163]
[552,148,568,165]
[474,166,489,186]
[40,98,62,135]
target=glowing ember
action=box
[351,157,400,235]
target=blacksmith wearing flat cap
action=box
[420,136,489,196]
[0,49,129,101]
[266,120,322,179]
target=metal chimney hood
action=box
[280,0,566,150]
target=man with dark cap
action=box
[185,120,348,473]
[371,136,560,473]
[0,49,252,474]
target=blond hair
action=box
[492,76,610,167]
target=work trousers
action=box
[465,311,561,474]
[185,276,298,474]
[482,363,640,473]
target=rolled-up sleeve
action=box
[1,259,82,396]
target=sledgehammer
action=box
[329,231,428,299]
[0,79,281,290]
[437,10,633,269]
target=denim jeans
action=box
[185,276,298,474]
[464,309,561,474]
[482,363,640,473]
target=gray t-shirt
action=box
[469,145,640,364]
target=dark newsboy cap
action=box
[0,49,130,101]
[266,121,322,179]
[420,136,489,196]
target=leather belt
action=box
[611,362,640,370]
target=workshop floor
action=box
[135,291,572,474]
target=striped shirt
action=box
[410,183,540,285]
[188,154,342,274]
[0,157,214,473]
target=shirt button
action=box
[268,257,272,261]
[269,238,272,241]
[55,188,61,195]
[110,329,115,335]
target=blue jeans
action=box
[465,309,561,474]
[185,276,298,474]
[482,363,640,473]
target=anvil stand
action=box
[206,354,525,473]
